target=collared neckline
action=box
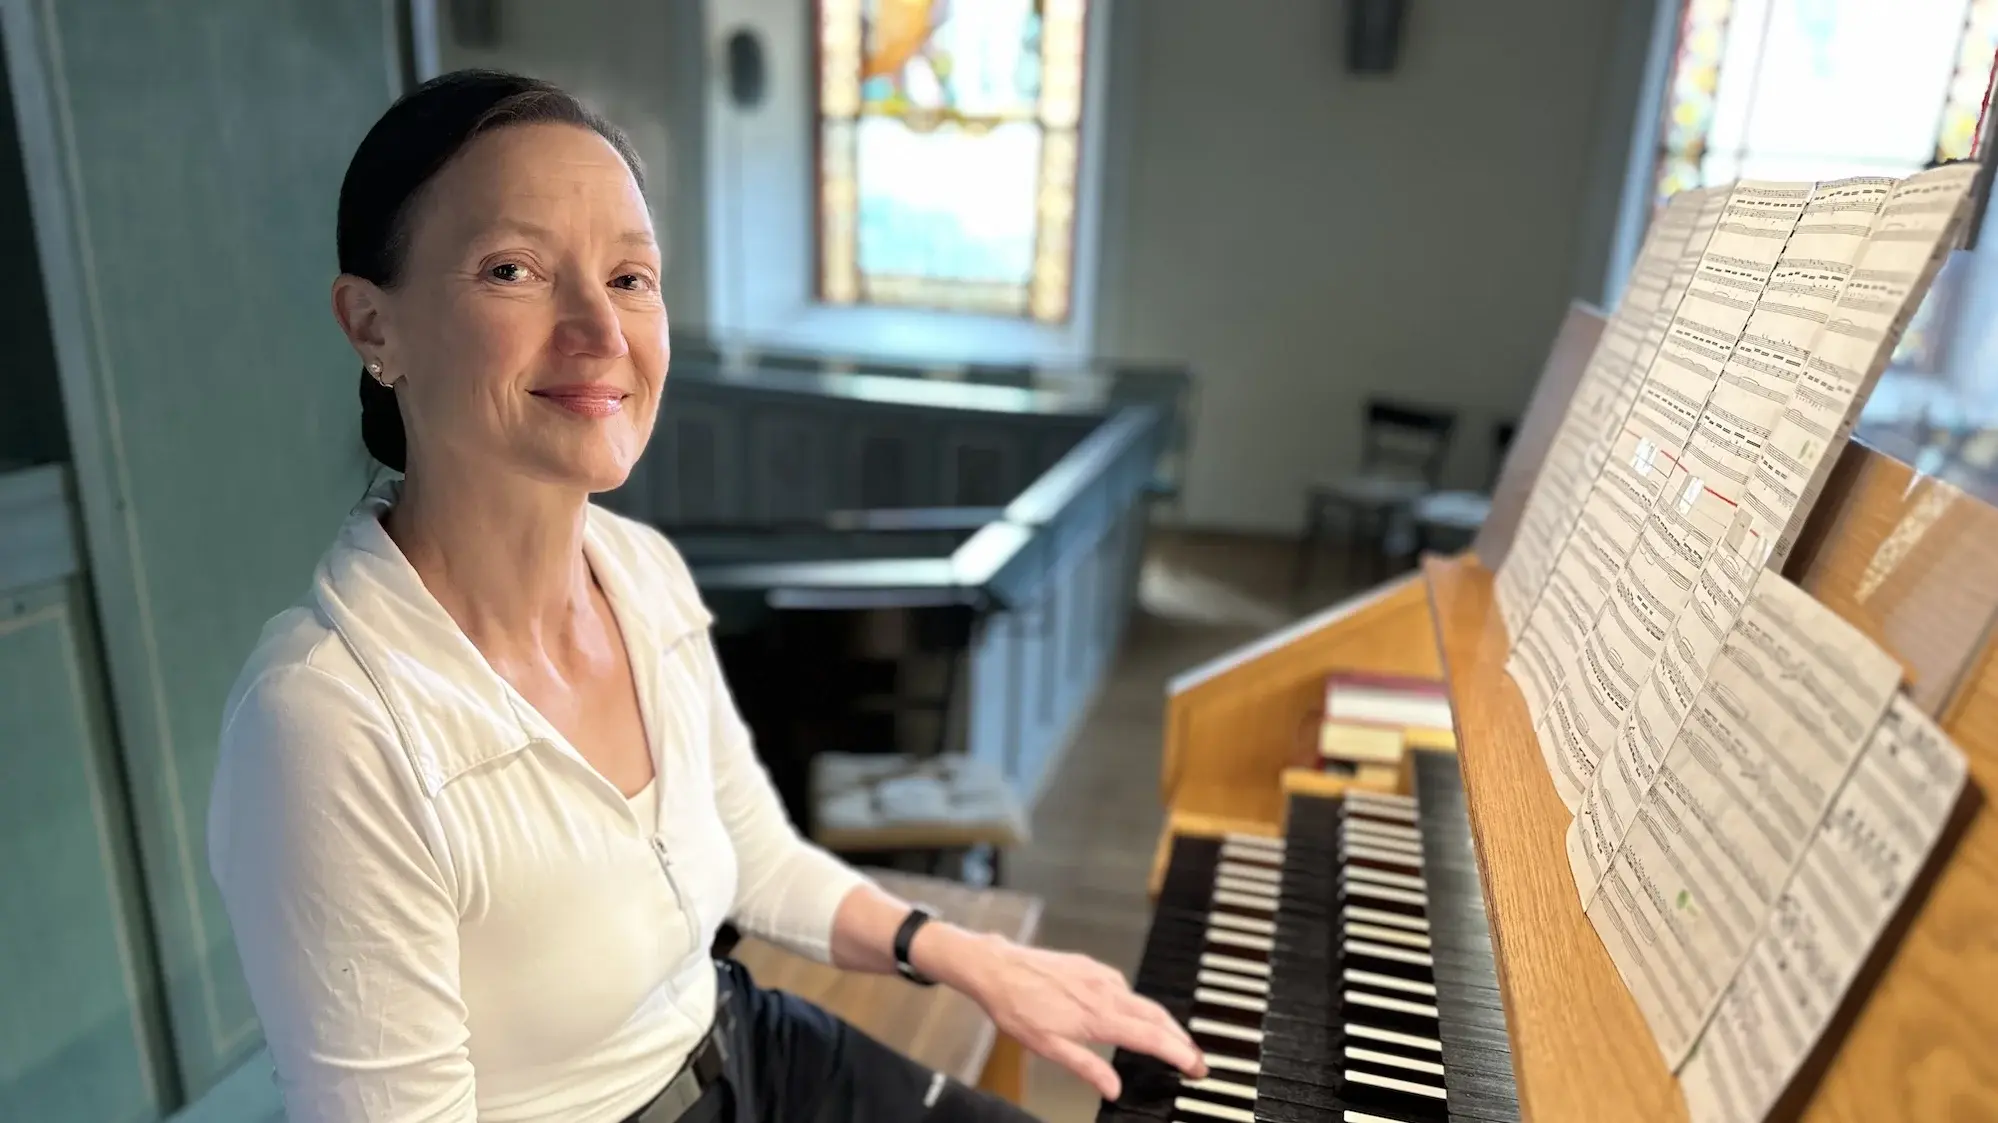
[312,474,711,796]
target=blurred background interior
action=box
[4,0,1997,1119]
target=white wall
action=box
[434,0,1669,535]
[436,0,711,329]
[1093,0,1658,533]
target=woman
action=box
[205,69,1204,1123]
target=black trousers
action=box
[659,958,1043,1123]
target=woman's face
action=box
[353,122,666,493]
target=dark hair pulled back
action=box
[338,69,644,472]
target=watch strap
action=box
[893,905,938,986]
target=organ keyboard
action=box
[1101,750,1518,1123]
[1150,299,1998,1119]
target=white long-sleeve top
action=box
[207,479,871,1122]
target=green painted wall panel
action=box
[0,582,161,1123]
[9,0,405,1097]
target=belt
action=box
[629,971,737,1123]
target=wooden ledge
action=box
[1423,554,1685,1122]
[727,869,1043,1097]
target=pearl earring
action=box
[367,361,391,387]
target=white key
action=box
[1222,832,1285,852]
[1342,882,1429,908]
[1345,922,1431,948]
[1215,875,1281,900]
[1195,986,1266,1013]
[1220,842,1283,867]
[1201,952,1270,977]
[1345,794,1419,818]
[1344,796,1420,816]
[1213,889,1278,912]
[1343,865,1427,892]
[1345,939,1434,968]
[1344,990,1440,1019]
[1346,1045,1446,1077]
[1345,968,1437,997]
[1207,929,1274,952]
[1345,803,1419,825]
[1204,1052,1259,1076]
[1209,912,1277,936]
[1344,904,1429,932]
[1344,842,1425,868]
[1345,1069,1447,1100]
[1345,789,1417,809]
[1189,1017,1262,1043]
[1341,831,1425,857]
[1342,818,1424,844]
[1347,1023,1442,1052]
[1182,1075,1258,1102]
[1217,860,1281,884]
[1198,968,1270,995]
[1345,1112,1411,1123]
[1174,1096,1256,1122]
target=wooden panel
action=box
[1424,554,1686,1122]
[727,870,1043,1089]
[1161,573,1439,827]
[854,429,914,509]
[666,406,731,522]
[8,0,404,1093]
[1473,301,1605,569]
[753,413,830,522]
[0,581,163,1122]
[1774,446,1998,1121]
[1785,443,1998,713]
[947,430,1020,508]
[1790,626,1998,1116]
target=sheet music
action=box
[1513,182,1810,795]
[1533,178,1892,808]
[1503,187,1728,706]
[1579,571,1902,1066]
[1564,164,1980,902]
[1747,163,1984,569]
[1497,190,1713,632]
[1500,188,1721,643]
[1678,695,1968,1123]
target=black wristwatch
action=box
[893,904,938,986]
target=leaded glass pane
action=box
[815,0,1087,323]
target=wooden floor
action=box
[1006,529,1380,1120]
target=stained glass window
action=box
[1651,0,1998,207]
[1653,0,1735,205]
[815,0,1088,324]
[1937,0,1998,160]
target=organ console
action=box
[1109,760,1518,1123]
[1107,296,1998,1120]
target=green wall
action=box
[5,0,405,1115]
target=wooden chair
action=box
[1412,420,1516,555]
[1295,399,1456,592]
